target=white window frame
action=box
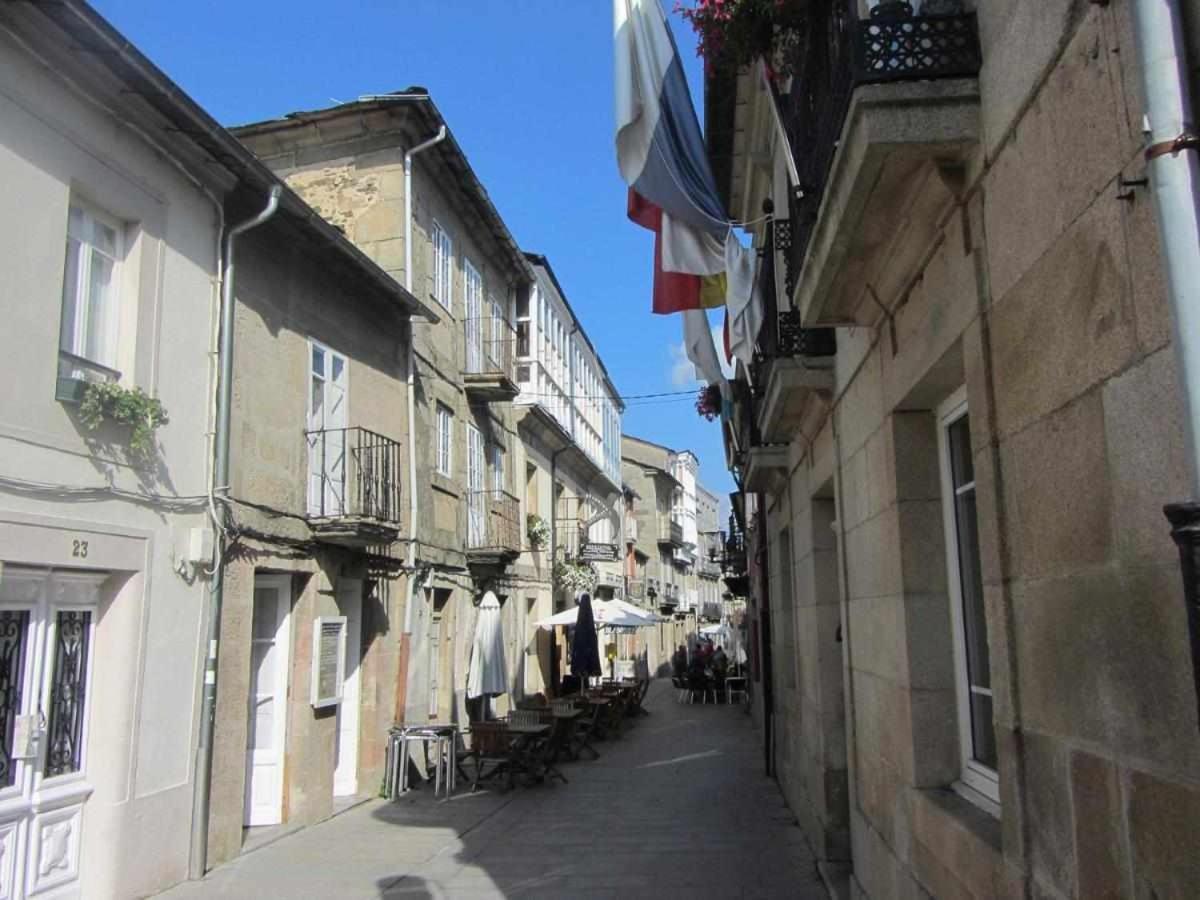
[432,221,453,311]
[60,200,123,372]
[937,386,1000,806]
[435,403,453,477]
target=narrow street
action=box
[158,682,824,899]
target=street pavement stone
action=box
[156,682,827,899]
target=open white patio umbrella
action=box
[535,598,651,630]
[610,598,662,623]
[467,591,508,700]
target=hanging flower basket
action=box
[79,381,168,461]
[695,383,722,421]
[675,0,809,76]
[527,514,551,550]
[553,560,598,594]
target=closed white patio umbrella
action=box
[467,591,508,700]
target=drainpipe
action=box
[1130,0,1200,730]
[401,125,447,637]
[189,185,281,878]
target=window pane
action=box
[331,355,344,384]
[60,237,82,354]
[312,346,325,377]
[948,415,974,486]
[955,490,990,690]
[67,206,85,240]
[45,610,92,778]
[970,692,997,769]
[85,249,114,364]
[0,611,30,789]
[252,588,278,640]
[93,220,117,257]
[310,376,324,425]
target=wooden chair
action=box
[468,721,516,793]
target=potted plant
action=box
[675,0,809,75]
[78,381,168,462]
[695,383,722,421]
[553,560,598,594]
[527,514,551,550]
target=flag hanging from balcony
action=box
[614,0,728,315]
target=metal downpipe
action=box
[1130,0,1200,731]
[189,185,280,878]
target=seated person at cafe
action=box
[712,645,729,676]
[672,645,688,678]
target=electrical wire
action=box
[0,474,209,511]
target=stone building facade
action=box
[206,212,433,865]
[234,95,534,729]
[707,1,1200,898]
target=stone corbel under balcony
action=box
[743,444,789,495]
[796,78,980,327]
[756,358,834,444]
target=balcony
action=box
[776,1,981,325]
[306,427,403,547]
[466,489,521,566]
[657,518,684,547]
[754,299,837,443]
[463,317,519,402]
[659,583,679,609]
[624,516,639,543]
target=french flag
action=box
[614,0,728,317]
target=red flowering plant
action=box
[695,383,722,421]
[674,0,809,76]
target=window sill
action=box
[431,472,460,498]
[428,293,454,319]
[911,787,1004,900]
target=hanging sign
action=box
[579,542,619,562]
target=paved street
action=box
[158,681,826,899]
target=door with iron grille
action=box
[0,567,99,899]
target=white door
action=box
[308,343,348,517]
[0,567,100,900]
[467,426,485,546]
[244,575,291,827]
[465,262,483,373]
[427,602,442,720]
[333,580,361,798]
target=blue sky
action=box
[91,0,734,511]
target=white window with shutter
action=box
[435,403,453,477]
[433,221,452,310]
[59,202,123,374]
[467,425,485,546]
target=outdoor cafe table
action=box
[386,723,459,799]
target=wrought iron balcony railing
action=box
[463,316,517,382]
[657,518,684,546]
[775,1,981,298]
[466,489,521,556]
[306,426,403,532]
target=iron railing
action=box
[463,316,517,382]
[658,518,684,546]
[466,489,521,554]
[306,426,402,522]
[724,514,747,575]
[775,1,981,298]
